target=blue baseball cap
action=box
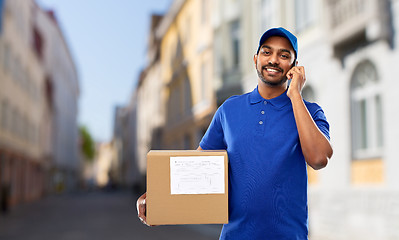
[256,27,298,59]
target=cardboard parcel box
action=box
[146,150,228,225]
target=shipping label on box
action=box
[170,156,225,195]
[146,150,228,225]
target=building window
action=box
[0,42,3,68]
[45,77,54,110]
[184,134,191,150]
[261,0,275,30]
[1,100,8,130]
[230,20,240,67]
[295,0,317,32]
[167,83,181,124]
[183,77,192,116]
[4,43,11,75]
[350,60,383,159]
[14,108,21,138]
[10,107,17,136]
[302,85,316,102]
[201,62,207,101]
[201,0,208,24]
[21,115,28,141]
[184,16,191,44]
[33,27,44,60]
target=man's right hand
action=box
[136,192,150,226]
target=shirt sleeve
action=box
[199,106,227,150]
[309,103,330,141]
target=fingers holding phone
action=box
[287,66,306,99]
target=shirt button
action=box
[259,120,263,125]
[261,110,265,115]
[263,101,267,105]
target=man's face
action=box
[254,36,296,87]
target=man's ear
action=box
[253,54,258,66]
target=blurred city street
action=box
[0,190,222,240]
[1,0,399,239]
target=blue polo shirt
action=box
[200,87,330,240]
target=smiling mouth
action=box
[263,67,282,73]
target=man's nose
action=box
[268,53,279,65]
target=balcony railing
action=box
[327,0,390,48]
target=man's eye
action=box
[281,54,289,59]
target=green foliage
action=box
[79,125,95,161]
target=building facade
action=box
[0,0,47,207]
[304,0,399,239]
[157,0,216,150]
[136,14,165,184]
[0,0,80,211]
[113,97,141,191]
[212,0,248,106]
[35,2,80,194]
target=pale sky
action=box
[36,0,172,142]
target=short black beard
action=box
[256,68,288,87]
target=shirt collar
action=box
[249,86,291,109]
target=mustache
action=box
[262,64,283,72]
